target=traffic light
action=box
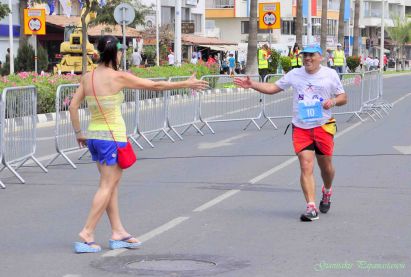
[366,38,370,49]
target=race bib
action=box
[298,101,323,121]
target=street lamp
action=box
[380,0,385,73]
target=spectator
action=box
[228,53,236,75]
[333,43,345,79]
[168,49,175,66]
[190,53,198,64]
[131,49,142,67]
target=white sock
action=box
[307,202,316,207]
[324,187,331,194]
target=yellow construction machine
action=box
[54,11,97,74]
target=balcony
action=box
[206,0,235,18]
[206,0,234,9]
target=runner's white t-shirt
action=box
[275,65,345,129]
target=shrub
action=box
[280,56,292,73]
[268,49,281,74]
[346,56,361,72]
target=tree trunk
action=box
[320,0,328,63]
[246,0,258,75]
[295,0,303,46]
[81,1,90,75]
[19,0,27,43]
[338,0,345,45]
[352,0,360,56]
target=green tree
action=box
[386,16,411,71]
[15,38,35,72]
[246,0,258,74]
[0,3,10,19]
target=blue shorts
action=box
[87,139,127,166]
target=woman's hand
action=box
[187,73,209,90]
[233,76,252,89]
[76,133,87,148]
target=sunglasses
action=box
[302,53,316,58]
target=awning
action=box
[199,44,238,51]
[373,46,390,53]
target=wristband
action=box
[74,129,82,134]
[332,98,337,107]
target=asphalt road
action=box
[0,74,410,277]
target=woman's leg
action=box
[106,186,140,243]
[78,163,122,247]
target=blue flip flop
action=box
[73,241,102,253]
[109,236,142,250]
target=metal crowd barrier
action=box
[261,74,293,129]
[0,86,47,186]
[46,84,90,168]
[132,77,172,148]
[360,70,391,120]
[167,76,203,139]
[199,75,262,134]
[121,88,143,149]
[333,73,365,120]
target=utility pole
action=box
[380,0,385,73]
[156,0,161,66]
[8,0,14,74]
[174,0,182,66]
[307,0,312,44]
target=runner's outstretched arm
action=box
[234,76,283,95]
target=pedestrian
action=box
[383,54,388,71]
[258,44,270,81]
[69,35,208,253]
[333,43,345,79]
[190,53,198,64]
[373,56,380,70]
[228,53,236,75]
[326,49,334,68]
[289,43,302,69]
[131,48,142,67]
[234,44,347,222]
[168,49,175,66]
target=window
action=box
[241,21,270,34]
[281,21,295,35]
[192,14,202,33]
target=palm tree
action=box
[246,0,258,74]
[320,0,328,62]
[295,0,303,46]
[386,17,411,71]
[352,0,360,56]
[338,0,345,45]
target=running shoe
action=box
[319,186,332,213]
[300,205,319,221]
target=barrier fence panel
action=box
[167,76,202,139]
[46,84,91,168]
[0,98,4,188]
[360,71,384,120]
[133,77,172,148]
[333,73,365,120]
[121,88,143,150]
[0,86,48,185]
[199,75,262,133]
[262,74,293,129]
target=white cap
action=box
[337,43,342,47]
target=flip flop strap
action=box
[121,236,133,242]
[85,241,96,246]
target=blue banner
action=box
[344,0,351,21]
[0,25,20,37]
[302,0,308,18]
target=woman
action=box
[69,36,208,253]
[289,43,302,69]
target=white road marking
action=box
[62,275,81,277]
[198,133,248,150]
[393,146,411,155]
[101,217,189,257]
[193,190,241,212]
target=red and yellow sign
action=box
[24,9,46,35]
[258,2,280,30]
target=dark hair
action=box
[97,35,119,70]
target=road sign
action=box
[24,9,46,35]
[114,3,135,26]
[259,2,280,30]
